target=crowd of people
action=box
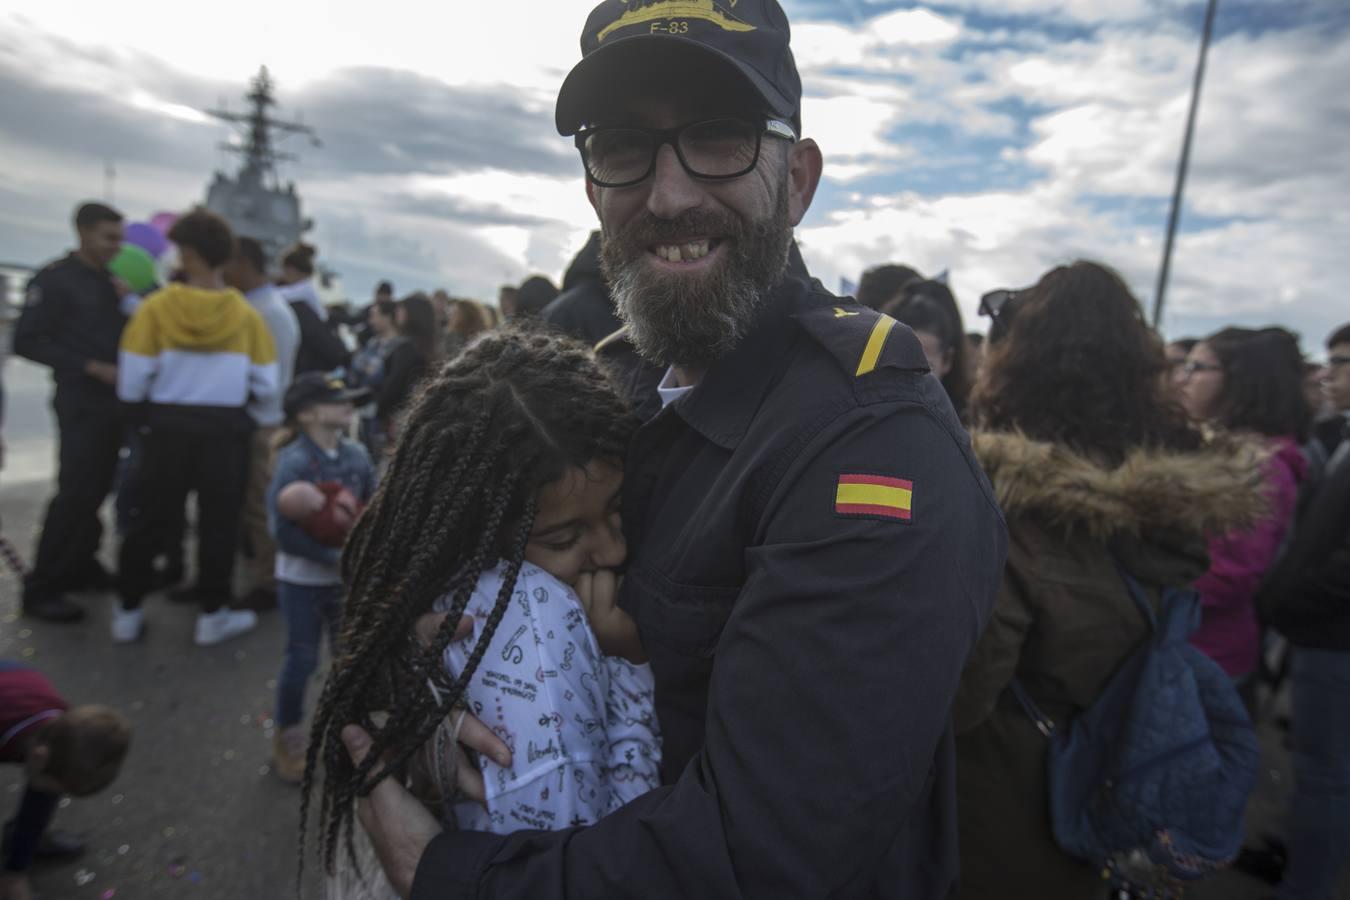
[3,0,1350,898]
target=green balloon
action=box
[110,244,157,293]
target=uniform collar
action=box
[669,268,814,451]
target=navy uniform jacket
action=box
[412,266,1007,899]
[12,253,127,397]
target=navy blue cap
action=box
[283,372,370,418]
[556,0,802,136]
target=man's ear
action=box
[786,138,823,227]
[585,177,600,217]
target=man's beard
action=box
[600,184,793,368]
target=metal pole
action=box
[1153,0,1220,329]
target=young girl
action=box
[268,373,377,784]
[302,329,657,892]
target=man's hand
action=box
[414,612,512,804]
[342,725,442,900]
[84,360,118,386]
[0,871,33,900]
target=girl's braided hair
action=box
[298,326,638,889]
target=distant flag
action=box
[840,277,858,298]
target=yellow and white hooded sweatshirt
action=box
[118,283,278,432]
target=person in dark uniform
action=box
[540,231,621,345]
[339,3,1008,898]
[11,202,131,623]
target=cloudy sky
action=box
[0,0,1346,347]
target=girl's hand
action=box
[412,612,512,805]
[575,570,646,664]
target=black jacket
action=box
[12,253,127,396]
[1260,419,1350,649]
[375,338,429,424]
[540,232,621,346]
[411,266,1008,899]
[289,300,350,376]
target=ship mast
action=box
[206,67,320,191]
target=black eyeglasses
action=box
[575,117,797,189]
[978,289,1017,320]
[1328,354,1350,368]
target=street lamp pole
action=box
[1153,0,1220,330]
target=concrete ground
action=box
[0,354,321,898]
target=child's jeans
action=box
[276,580,342,729]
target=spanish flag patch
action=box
[834,473,913,521]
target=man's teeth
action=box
[654,240,711,262]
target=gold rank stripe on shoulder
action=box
[593,326,630,355]
[855,315,897,377]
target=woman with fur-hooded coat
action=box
[953,262,1268,899]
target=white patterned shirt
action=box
[438,563,661,833]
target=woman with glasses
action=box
[882,279,974,419]
[952,261,1267,898]
[1178,327,1313,695]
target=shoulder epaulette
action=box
[594,326,631,357]
[793,301,930,379]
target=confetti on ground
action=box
[100,889,117,899]
[118,845,130,856]
[168,863,186,879]
[58,797,71,808]
[189,871,202,884]
[20,647,34,657]
[75,868,96,886]
[111,793,124,805]
[18,629,31,639]
[162,826,176,838]
[240,715,252,725]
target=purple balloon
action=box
[125,222,168,259]
[149,211,178,236]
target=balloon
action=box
[110,245,158,293]
[149,211,178,235]
[124,222,168,259]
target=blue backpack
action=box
[1010,568,1261,896]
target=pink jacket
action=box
[1191,435,1308,677]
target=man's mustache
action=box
[614,212,743,250]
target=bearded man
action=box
[343,2,1008,897]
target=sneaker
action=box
[193,608,258,646]
[21,593,85,624]
[272,726,308,784]
[110,603,145,643]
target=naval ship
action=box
[205,68,343,300]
